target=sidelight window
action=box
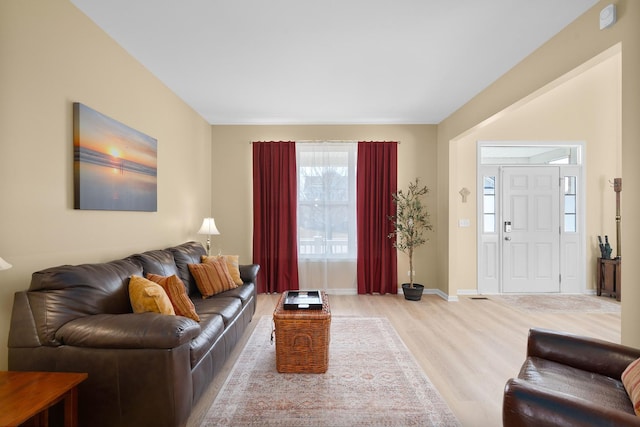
[483,176,496,233]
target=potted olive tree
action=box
[388,178,433,301]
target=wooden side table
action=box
[597,257,621,301]
[0,371,88,427]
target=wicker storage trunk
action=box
[273,291,331,373]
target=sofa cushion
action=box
[146,274,200,322]
[129,275,175,316]
[189,312,225,367]
[28,259,143,345]
[218,282,255,307]
[192,297,242,326]
[189,260,236,298]
[622,357,640,415]
[519,357,635,414]
[168,242,207,296]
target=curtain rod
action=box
[249,140,400,144]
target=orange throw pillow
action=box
[189,258,236,298]
[128,275,175,316]
[146,273,200,322]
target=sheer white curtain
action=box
[296,142,357,293]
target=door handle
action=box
[505,236,511,241]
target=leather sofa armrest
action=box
[239,264,260,283]
[56,313,201,349]
[8,291,41,348]
[527,328,640,379]
[503,378,640,427]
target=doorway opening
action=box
[477,142,585,294]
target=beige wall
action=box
[439,0,640,347]
[2,0,639,370]
[452,48,621,295]
[0,0,212,369]
[210,125,441,293]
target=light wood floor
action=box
[188,293,621,427]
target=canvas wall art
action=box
[73,103,157,211]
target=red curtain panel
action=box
[252,141,300,293]
[356,141,398,294]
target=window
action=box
[480,145,579,165]
[296,143,357,259]
[564,176,577,232]
[483,176,496,233]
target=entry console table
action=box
[597,257,621,301]
[0,371,88,427]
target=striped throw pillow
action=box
[189,257,236,298]
[202,255,242,286]
[146,273,200,322]
[622,357,640,416]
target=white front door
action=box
[501,166,560,293]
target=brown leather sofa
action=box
[503,328,640,426]
[8,241,259,427]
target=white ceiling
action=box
[70,0,599,125]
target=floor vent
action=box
[470,296,489,300]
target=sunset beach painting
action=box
[74,103,157,211]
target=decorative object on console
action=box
[598,235,613,259]
[388,178,433,300]
[0,256,12,270]
[73,103,157,212]
[197,217,220,255]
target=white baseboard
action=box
[422,287,458,301]
[320,287,458,300]
[322,288,358,296]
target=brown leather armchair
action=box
[503,328,640,426]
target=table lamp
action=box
[197,218,220,255]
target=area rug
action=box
[203,316,460,426]
[489,294,620,313]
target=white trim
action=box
[322,289,358,296]
[423,288,458,301]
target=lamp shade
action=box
[197,218,220,235]
[0,256,12,271]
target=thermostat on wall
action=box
[600,4,616,30]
